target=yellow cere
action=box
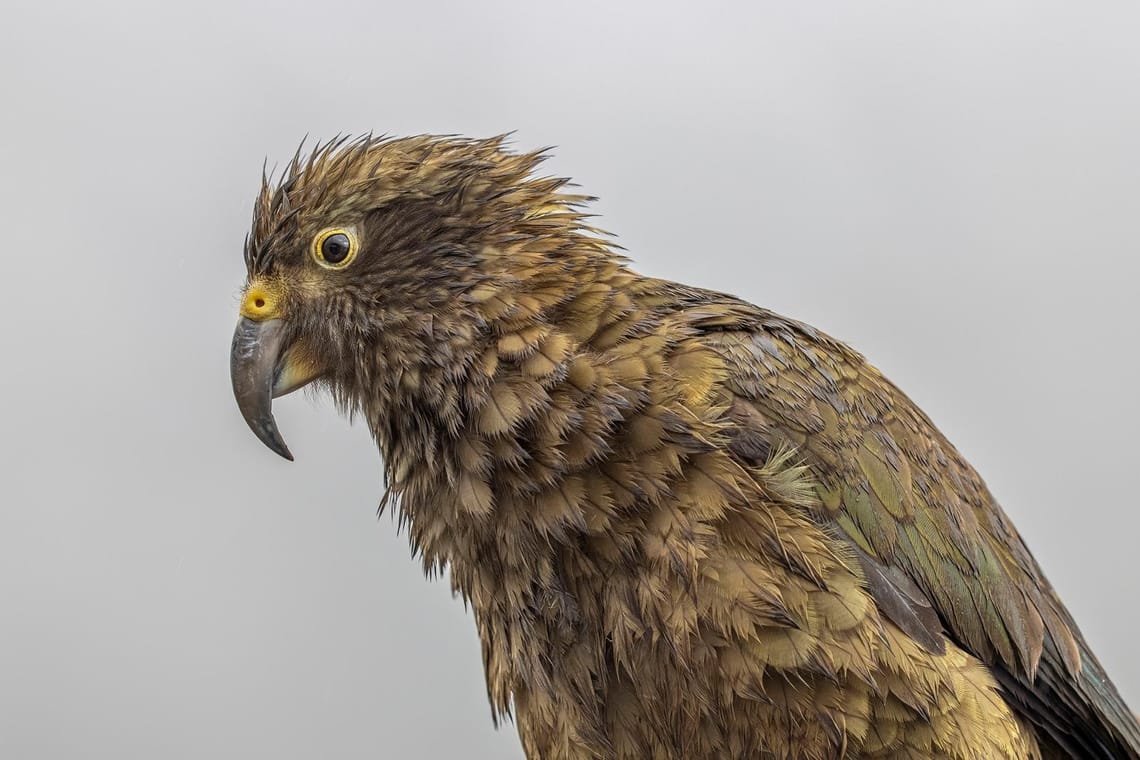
[240,279,284,321]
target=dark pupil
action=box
[321,233,351,264]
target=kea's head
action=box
[230,134,609,460]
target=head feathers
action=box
[243,133,597,275]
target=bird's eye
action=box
[311,228,359,268]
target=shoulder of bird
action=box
[230,134,1139,760]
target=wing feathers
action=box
[654,281,1139,758]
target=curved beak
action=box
[229,317,323,461]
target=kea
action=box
[229,134,1139,760]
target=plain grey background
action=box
[1,1,1136,757]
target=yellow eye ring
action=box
[311,227,359,268]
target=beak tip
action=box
[253,418,295,462]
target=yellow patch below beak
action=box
[273,346,326,399]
